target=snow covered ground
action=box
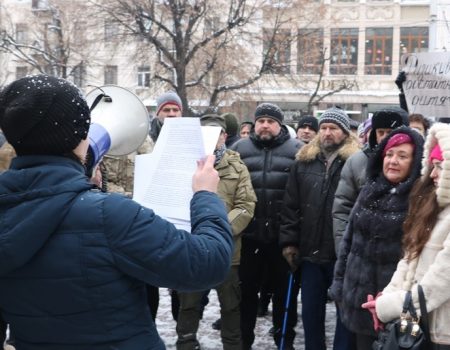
[156,288,337,350]
[2,289,336,350]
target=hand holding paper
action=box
[133,118,222,231]
[192,155,219,193]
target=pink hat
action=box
[429,144,443,163]
[382,133,414,157]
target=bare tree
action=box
[1,0,359,114]
[90,0,338,115]
[306,49,358,114]
[0,0,100,84]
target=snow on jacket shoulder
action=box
[0,155,232,350]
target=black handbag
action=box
[372,285,430,350]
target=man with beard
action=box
[231,103,302,350]
[280,107,359,350]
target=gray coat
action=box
[332,146,373,252]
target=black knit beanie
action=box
[254,103,284,125]
[296,115,319,133]
[0,75,90,156]
[368,107,409,149]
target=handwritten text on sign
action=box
[402,52,450,119]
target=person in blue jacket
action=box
[0,74,233,350]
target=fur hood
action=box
[421,122,450,207]
[295,133,359,162]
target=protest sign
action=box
[401,52,450,119]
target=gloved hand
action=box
[282,246,300,272]
[362,293,384,331]
[395,71,407,92]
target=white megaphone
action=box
[85,85,150,172]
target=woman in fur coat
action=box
[330,126,424,349]
[363,123,450,350]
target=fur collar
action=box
[295,133,359,162]
[422,122,450,207]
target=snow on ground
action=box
[156,288,337,350]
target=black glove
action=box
[395,71,407,92]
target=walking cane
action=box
[279,271,294,350]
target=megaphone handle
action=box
[89,93,106,111]
[99,161,108,193]
[88,161,108,193]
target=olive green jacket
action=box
[217,150,256,265]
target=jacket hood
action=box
[421,123,450,207]
[367,126,424,187]
[0,156,93,274]
[295,132,359,162]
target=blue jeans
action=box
[301,261,355,350]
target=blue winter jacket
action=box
[0,156,233,350]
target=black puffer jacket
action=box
[231,126,302,244]
[279,134,360,263]
[329,126,424,336]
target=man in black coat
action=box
[231,103,302,350]
[280,107,359,350]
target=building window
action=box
[16,67,27,79]
[263,28,291,74]
[297,29,323,74]
[73,21,86,46]
[330,28,358,75]
[32,0,49,10]
[104,65,118,85]
[16,23,28,44]
[73,64,85,88]
[137,66,150,87]
[365,27,393,75]
[400,27,428,59]
[104,20,119,42]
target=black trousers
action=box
[146,284,159,320]
[239,237,300,349]
[0,318,6,346]
[432,344,450,350]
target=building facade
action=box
[0,0,445,122]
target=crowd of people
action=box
[0,73,449,350]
